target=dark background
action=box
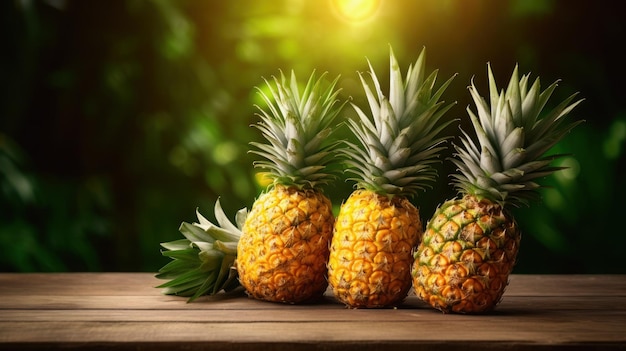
[1,0,624,273]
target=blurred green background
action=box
[1,0,624,273]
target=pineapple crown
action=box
[250,70,346,190]
[344,47,456,198]
[452,64,584,207]
[156,199,245,302]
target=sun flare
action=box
[330,0,381,25]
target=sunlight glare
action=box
[330,0,381,25]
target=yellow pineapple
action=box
[328,48,456,308]
[412,64,583,313]
[237,71,345,303]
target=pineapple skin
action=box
[328,190,421,308]
[412,195,520,313]
[237,185,334,304]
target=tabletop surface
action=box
[0,273,625,350]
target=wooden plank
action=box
[1,273,625,351]
[0,295,625,312]
[1,340,622,351]
[0,317,624,344]
[1,302,625,322]
[0,273,156,296]
[507,274,626,296]
[3,273,626,297]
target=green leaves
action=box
[345,47,457,198]
[454,64,584,207]
[155,199,246,302]
[250,70,347,190]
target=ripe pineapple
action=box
[237,70,345,304]
[327,48,456,308]
[156,199,246,302]
[412,64,583,313]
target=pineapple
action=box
[327,48,456,308]
[412,64,583,313]
[237,70,345,304]
[156,199,246,302]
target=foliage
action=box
[1,0,624,273]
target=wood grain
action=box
[0,273,625,351]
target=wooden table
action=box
[0,273,624,350]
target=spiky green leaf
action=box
[344,47,456,197]
[453,64,584,207]
[156,199,246,302]
[251,70,347,190]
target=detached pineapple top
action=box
[453,64,584,207]
[344,48,456,198]
[156,199,246,302]
[251,70,345,190]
